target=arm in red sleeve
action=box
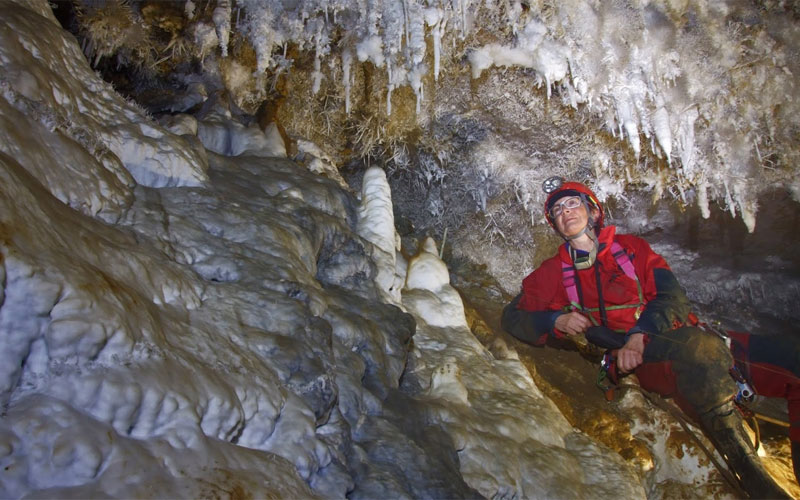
[501,257,567,345]
[622,236,691,338]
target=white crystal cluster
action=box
[184,0,799,231]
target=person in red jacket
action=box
[502,180,793,498]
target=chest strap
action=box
[561,241,645,329]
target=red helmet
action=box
[544,181,604,229]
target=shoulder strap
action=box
[610,241,637,281]
[562,242,634,304]
[610,241,645,320]
[561,261,580,306]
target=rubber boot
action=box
[701,401,789,499]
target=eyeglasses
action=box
[549,196,583,218]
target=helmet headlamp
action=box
[542,176,564,194]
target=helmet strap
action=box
[563,224,591,241]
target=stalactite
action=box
[212,0,231,57]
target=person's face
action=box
[553,196,591,237]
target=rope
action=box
[751,412,790,428]
[614,383,748,497]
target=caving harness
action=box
[561,241,645,329]
[560,241,644,400]
[562,242,758,409]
